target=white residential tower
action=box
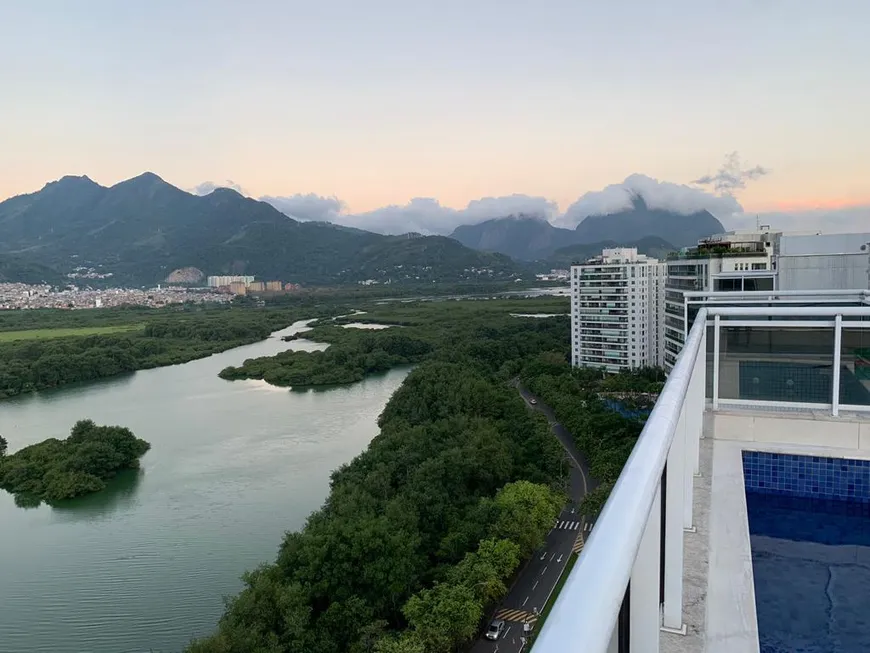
[570,247,666,372]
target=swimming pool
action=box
[743,451,870,653]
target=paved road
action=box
[469,386,597,653]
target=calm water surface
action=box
[0,321,410,653]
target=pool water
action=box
[744,452,870,653]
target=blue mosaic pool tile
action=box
[742,451,870,503]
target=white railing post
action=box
[662,406,686,631]
[630,484,662,653]
[683,333,704,530]
[712,315,721,410]
[833,314,842,416]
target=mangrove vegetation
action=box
[0,419,151,506]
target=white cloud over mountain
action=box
[556,174,744,229]
[191,153,868,237]
[191,180,248,196]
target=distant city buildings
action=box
[204,275,300,295]
[536,269,570,281]
[570,248,666,373]
[67,266,114,280]
[0,283,230,310]
[207,275,255,288]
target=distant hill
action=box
[450,215,578,261]
[543,236,676,268]
[573,196,724,249]
[450,199,723,261]
[0,174,524,286]
[0,255,63,285]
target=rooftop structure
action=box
[663,231,870,370]
[537,290,870,652]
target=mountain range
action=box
[450,197,724,261]
[0,174,726,286]
[0,174,520,286]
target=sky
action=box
[1,0,868,235]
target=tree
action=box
[491,481,564,557]
[374,633,425,653]
[0,435,7,457]
[403,582,482,653]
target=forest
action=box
[187,301,573,653]
[0,303,347,399]
[0,419,150,506]
[218,298,569,389]
[187,297,665,652]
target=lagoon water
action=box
[0,321,409,653]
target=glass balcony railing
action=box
[708,303,870,414]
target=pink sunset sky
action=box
[2,1,868,233]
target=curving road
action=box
[469,385,597,653]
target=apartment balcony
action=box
[537,295,870,653]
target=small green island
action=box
[0,420,150,507]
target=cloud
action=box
[198,154,870,238]
[263,193,556,235]
[557,173,743,228]
[261,194,345,222]
[692,151,770,196]
[190,180,248,196]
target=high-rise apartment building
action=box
[664,230,777,369]
[663,230,870,369]
[570,248,666,372]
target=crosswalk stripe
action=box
[494,608,539,623]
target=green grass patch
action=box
[0,324,144,342]
[530,551,579,649]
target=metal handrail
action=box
[533,307,708,652]
[707,306,870,316]
[684,289,869,299]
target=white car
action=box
[486,619,506,640]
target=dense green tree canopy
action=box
[187,299,571,653]
[0,303,346,399]
[0,419,150,505]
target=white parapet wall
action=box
[712,410,870,451]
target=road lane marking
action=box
[523,596,529,606]
[541,565,548,575]
[540,552,546,560]
[573,532,585,554]
[533,580,539,590]
[550,552,555,561]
